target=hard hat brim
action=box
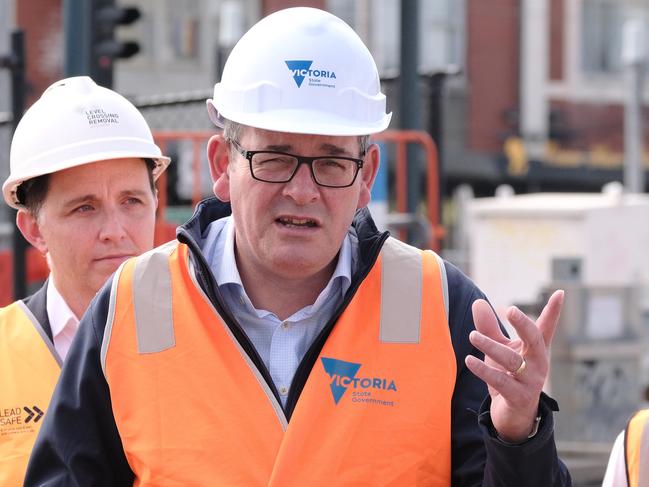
[207,98,392,137]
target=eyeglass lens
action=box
[251,153,358,187]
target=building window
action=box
[327,0,464,77]
[166,0,201,61]
[581,0,649,74]
[419,0,463,74]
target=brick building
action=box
[2,0,649,198]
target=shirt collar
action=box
[215,217,353,315]
[46,277,80,339]
[218,217,244,287]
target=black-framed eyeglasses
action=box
[228,139,365,188]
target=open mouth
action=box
[276,216,318,228]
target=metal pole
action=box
[624,63,645,193]
[399,0,421,234]
[64,0,91,76]
[428,73,446,212]
[9,30,27,299]
[623,19,646,193]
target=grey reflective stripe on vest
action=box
[16,300,62,367]
[380,238,421,343]
[379,238,448,344]
[132,243,176,354]
[639,415,649,487]
[100,241,177,376]
[99,241,288,428]
[133,241,177,353]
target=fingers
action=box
[472,299,508,344]
[465,355,525,399]
[504,306,541,355]
[469,330,523,374]
[468,292,562,399]
[506,289,564,351]
[536,289,564,346]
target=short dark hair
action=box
[16,158,157,217]
[17,174,50,216]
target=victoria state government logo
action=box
[285,60,337,89]
[320,357,398,407]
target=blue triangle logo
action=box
[321,357,362,405]
[285,60,313,88]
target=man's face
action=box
[18,158,157,312]
[211,127,378,284]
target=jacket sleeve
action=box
[23,278,134,487]
[445,261,572,487]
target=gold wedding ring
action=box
[509,357,526,377]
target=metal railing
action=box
[373,129,443,251]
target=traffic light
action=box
[91,0,141,88]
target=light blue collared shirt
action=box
[202,216,354,407]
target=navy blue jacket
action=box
[24,198,572,486]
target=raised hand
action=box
[465,290,564,442]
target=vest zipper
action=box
[177,229,283,408]
[284,231,389,420]
[178,208,389,422]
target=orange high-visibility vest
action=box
[0,301,61,487]
[103,237,457,486]
[625,408,649,487]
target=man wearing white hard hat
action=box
[27,9,570,486]
[0,76,169,485]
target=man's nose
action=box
[282,163,320,204]
[98,208,128,241]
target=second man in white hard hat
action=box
[26,8,570,486]
[0,75,169,485]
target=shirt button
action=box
[281,321,290,330]
[279,386,289,395]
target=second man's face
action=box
[31,157,158,311]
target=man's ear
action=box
[16,209,48,255]
[207,134,231,202]
[356,143,380,209]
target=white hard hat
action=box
[207,7,391,136]
[3,76,171,209]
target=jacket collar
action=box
[21,280,53,342]
[177,197,387,266]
